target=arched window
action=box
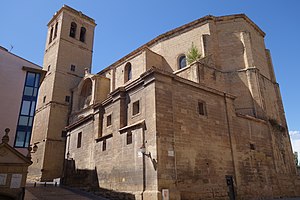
[53,22,58,39]
[78,79,92,110]
[178,55,187,69]
[69,22,77,38]
[80,27,86,42]
[124,62,132,83]
[49,27,53,44]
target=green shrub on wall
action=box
[187,43,202,64]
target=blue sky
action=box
[1,1,299,152]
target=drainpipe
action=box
[224,93,237,184]
[141,126,146,200]
[62,90,73,185]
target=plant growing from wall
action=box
[187,43,202,65]
[294,152,299,166]
[269,118,286,132]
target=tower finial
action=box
[2,128,10,143]
[85,68,90,76]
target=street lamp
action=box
[139,143,151,157]
[32,143,38,153]
[27,142,39,159]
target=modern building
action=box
[29,5,300,200]
[0,46,45,155]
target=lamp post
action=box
[139,143,146,200]
[139,140,153,200]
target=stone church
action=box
[28,5,300,200]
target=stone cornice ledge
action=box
[119,120,145,133]
[95,133,113,142]
[236,113,267,124]
[144,67,236,99]
[65,114,94,131]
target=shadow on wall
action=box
[62,159,136,200]
[0,194,14,200]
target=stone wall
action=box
[154,70,299,199]
[155,72,235,200]
[150,23,210,71]
[66,77,159,199]
[113,52,146,90]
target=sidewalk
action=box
[273,199,300,200]
[24,184,300,200]
[24,183,108,200]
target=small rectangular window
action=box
[30,101,36,116]
[70,22,77,38]
[21,101,31,115]
[71,65,76,72]
[15,131,26,147]
[198,101,206,116]
[26,72,36,87]
[24,87,33,96]
[80,27,86,42]
[49,27,53,44]
[34,74,40,87]
[54,22,58,39]
[65,96,70,103]
[107,114,112,127]
[47,65,51,71]
[102,139,106,151]
[77,132,82,148]
[28,117,33,126]
[126,132,132,145]
[18,116,29,126]
[43,96,46,103]
[25,133,30,147]
[132,100,140,116]
[33,88,38,97]
[14,130,31,148]
[250,143,255,150]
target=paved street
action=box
[24,184,300,200]
[273,199,300,200]
[24,183,108,200]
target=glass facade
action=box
[14,71,40,148]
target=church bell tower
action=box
[29,5,96,181]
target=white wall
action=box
[0,47,41,154]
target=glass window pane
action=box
[28,117,33,126]
[21,101,31,115]
[133,101,140,116]
[25,132,31,147]
[15,131,26,147]
[30,101,36,116]
[128,67,132,80]
[179,56,186,69]
[34,74,40,87]
[33,88,38,97]
[26,72,35,86]
[24,87,33,96]
[18,116,29,126]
